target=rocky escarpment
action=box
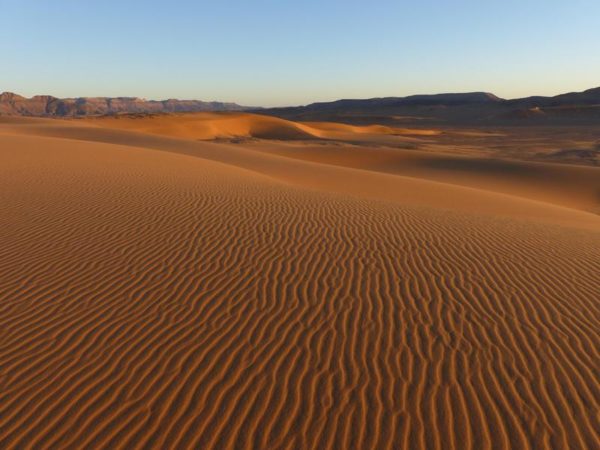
[0,92,250,116]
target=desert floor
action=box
[0,114,599,449]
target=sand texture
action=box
[0,115,599,449]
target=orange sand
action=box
[0,115,599,449]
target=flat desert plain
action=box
[0,113,599,449]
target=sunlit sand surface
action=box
[0,115,599,449]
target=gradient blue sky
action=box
[2,0,599,106]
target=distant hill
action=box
[301,92,504,110]
[256,88,600,125]
[506,87,600,107]
[0,92,252,116]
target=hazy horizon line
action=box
[3,84,599,109]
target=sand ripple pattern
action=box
[0,140,599,449]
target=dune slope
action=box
[0,120,599,449]
[2,116,599,230]
[80,112,437,141]
[242,141,600,215]
[83,112,321,140]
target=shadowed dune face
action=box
[0,118,599,449]
[239,140,600,216]
[541,148,600,166]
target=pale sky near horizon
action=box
[1,0,599,107]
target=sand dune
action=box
[83,112,321,140]
[3,116,599,225]
[79,112,438,142]
[0,117,599,449]
[243,141,600,215]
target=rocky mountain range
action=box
[0,92,250,116]
[2,87,599,125]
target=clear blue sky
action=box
[1,0,599,106]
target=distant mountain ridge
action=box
[301,92,504,111]
[2,87,600,123]
[0,92,251,116]
[504,87,600,107]
[257,87,600,125]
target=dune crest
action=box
[81,112,439,141]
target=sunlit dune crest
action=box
[81,112,441,141]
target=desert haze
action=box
[0,89,599,449]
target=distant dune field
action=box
[80,111,439,141]
[0,115,599,449]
